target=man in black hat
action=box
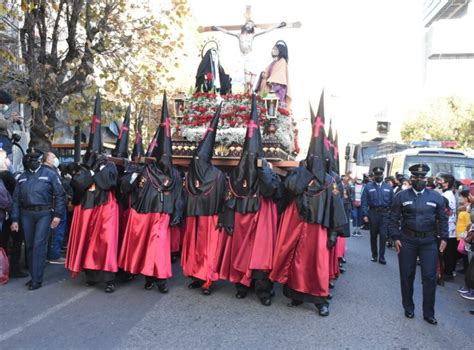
[361,166,394,264]
[11,149,66,290]
[389,163,448,325]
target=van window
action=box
[404,156,474,179]
[391,156,404,176]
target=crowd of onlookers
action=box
[341,170,474,314]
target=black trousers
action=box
[465,256,474,290]
[398,235,438,318]
[443,237,459,276]
[236,271,273,300]
[368,209,388,259]
[0,218,24,273]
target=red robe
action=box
[181,215,222,285]
[270,201,330,298]
[66,192,119,277]
[328,245,340,280]
[119,210,172,279]
[218,197,277,286]
[170,225,185,253]
[336,237,346,259]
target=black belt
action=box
[370,207,390,212]
[403,228,436,238]
[23,205,52,212]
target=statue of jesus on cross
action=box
[199,6,301,93]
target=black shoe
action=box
[28,283,42,291]
[144,281,155,290]
[287,299,303,307]
[86,281,97,287]
[316,304,329,316]
[188,281,203,289]
[104,282,116,293]
[405,311,414,319]
[423,317,437,325]
[25,280,32,287]
[469,309,474,315]
[235,291,247,299]
[327,293,333,300]
[378,258,387,265]
[10,270,29,278]
[157,283,169,294]
[202,288,211,296]
[371,257,378,262]
[340,257,347,264]
[339,266,346,273]
[329,281,335,289]
[260,297,271,306]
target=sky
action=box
[186,0,426,155]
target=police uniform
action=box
[361,167,393,264]
[11,153,66,290]
[389,164,448,325]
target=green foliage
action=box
[401,96,474,149]
[0,0,192,149]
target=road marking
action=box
[0,289,92,343]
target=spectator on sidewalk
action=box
[351,178,364,236]
[43,152,68,264]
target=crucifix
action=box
[198,5,301,93]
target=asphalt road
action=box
[1,230,473,349]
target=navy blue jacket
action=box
[388,188,448,241]
[11,165,66,222]
[361,181,394,217]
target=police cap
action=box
[408,163,430,178]
[372,167,384,175]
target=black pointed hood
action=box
[230,93,262,198]
[187,103,221,195]
[333,130,340,175]
[73,120,81,164]
[84,92,103,167]
[305,91,327,184]
[131,115,144,161]
[112,105,131,158]
[325,118,335,172]
[146,93,174,176]
[194,102,221,162]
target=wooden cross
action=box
[198,6,301,34]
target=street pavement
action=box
[1,230,473,349]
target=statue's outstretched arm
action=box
[254,22,286,37]
[211,25,239,38]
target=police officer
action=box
[361,166,393,264]
[389,164,448,325]
[10,150,65,290]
